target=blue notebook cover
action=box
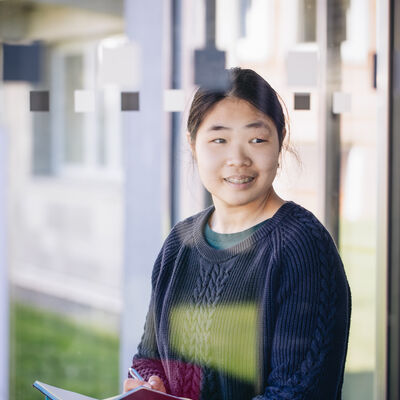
[33,381,191,400]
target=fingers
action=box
[123,376,166,394]
[148,376,167,393]
[123,378,150,393]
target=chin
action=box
[220,197,261,208]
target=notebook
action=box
[33,381,191,400]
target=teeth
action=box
[225,177,254,184]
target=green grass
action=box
[9,301,119,400]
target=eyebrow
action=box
[207,120,272,132]
[245,120,271,130]
[207,124,228,131]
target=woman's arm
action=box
[256,219,351,399]
[128,247,171,393]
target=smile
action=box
[224,176,255,184]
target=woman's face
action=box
[191,97,281,211]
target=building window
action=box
[32,39,123,180]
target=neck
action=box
[209,188,285,233]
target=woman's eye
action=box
[251,138,267,143]
[212,138,226,143]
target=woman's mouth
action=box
[224,176,255,184]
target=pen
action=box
[128,367,144,381]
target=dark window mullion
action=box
[388,0,400,399]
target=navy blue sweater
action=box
[131,201,351,400]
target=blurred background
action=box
[0,0,398,399]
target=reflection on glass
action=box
[215,0,378,399]
[1,0,383,399]
[9,301,119,400]
[3,2,124,400]
[170,303,258,383]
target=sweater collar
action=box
[193,201,296,263]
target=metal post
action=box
[388,0,400,398]
[170,0,182,226]
[203,0,217,208]
[205,0,216,48]
[317,0,347,245]
[121,0,170,388]
[0,124,9,400]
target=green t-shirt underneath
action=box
[204,218,269,249]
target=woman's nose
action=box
[226,145,251,167]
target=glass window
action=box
[3,3,124,400]
[1,1,388,399]
[215,1,379,398]
[32,38,124,179]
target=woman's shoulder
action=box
[277,202,344,279]
[278,201,338,251]
[165,206,212,246]
[153,208,212,280]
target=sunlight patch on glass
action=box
[169,303,258,383]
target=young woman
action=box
[124,68,351,400]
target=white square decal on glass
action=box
[164,89,186,112]
[286,50,318,87]
[98,41,141,88]
[74,90,95,113]
[332,92,352,114]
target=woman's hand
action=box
[123,378,148,392]
[147,376,167,392]
[123,375,167,393]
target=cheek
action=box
[195,150,223,187]
[255,150,280,170]
[195,145,221,170]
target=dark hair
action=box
[187,67,288,151]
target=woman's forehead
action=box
[201,97,276,129]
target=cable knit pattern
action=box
[177,261,233,400]
[130,358,171,394]
[263,209,339,399]
[130,202,351,400]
